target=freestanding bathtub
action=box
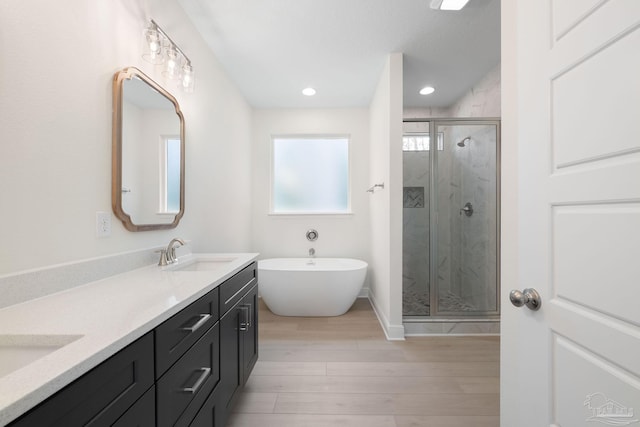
[258,258,368,317]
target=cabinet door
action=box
[218,300,241,426]
[241,284,258,386]
[9,333,154,427]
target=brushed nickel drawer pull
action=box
[181,314,211,332]
[181,367,211,394]
[245,303,252,328]
[239,306,249,331]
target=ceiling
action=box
[179,0,500,109]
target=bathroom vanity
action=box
[0,253,259,427]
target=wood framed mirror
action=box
[112,67,185,231]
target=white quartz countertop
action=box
[0,252,259,426]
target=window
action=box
[272,136,350,214]
[160,136,181,213]
[402,132,444,151]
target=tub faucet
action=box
[309,248,315,257]
[166,238,186,263]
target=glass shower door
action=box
[402,121,431,316]
[432,121,499,316]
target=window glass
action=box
[402,132,444,151]
[165,137,181,213]
[272,137,349,214]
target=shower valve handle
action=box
[460,202,474,216]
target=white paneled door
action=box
[502,1,640,426]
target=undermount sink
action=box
[0,334,83,378]
[170,257,238,272]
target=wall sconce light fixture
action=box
[142,19,195,93]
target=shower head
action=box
[457,137,471,147]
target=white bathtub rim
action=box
[258,258,368,272]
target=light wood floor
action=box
[226,299,500,427]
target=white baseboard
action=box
[367,290,405,341]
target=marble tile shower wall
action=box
[437,125,498,313]
[402,151,430,315]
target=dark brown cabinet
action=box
[112,386,156,427]
[240,284,259,386]
[155,286,219,377]
[157,323,220,426]
[9,261,258,427]
[209,264,258,427]
[9,333,154,427]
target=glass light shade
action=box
[142,27,164,64]
[181,64,195,93]
[163,47,182,80]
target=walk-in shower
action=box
[402,119,500,322]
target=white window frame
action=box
[269,134,352,215]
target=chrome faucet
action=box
[166,238,186,263]
[308,248,315,257]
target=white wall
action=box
[500,0,519,422]
[368,53,405,339]
[0,0,252,275]
[250,109,371,269]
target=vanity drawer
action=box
[9,332,154,427]
[219,262,257,316]
[112,385,156,427]
[156,323,220,427]
[155,287,219,377]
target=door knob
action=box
[509,288,542,311]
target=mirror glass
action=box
[112,67,184,231]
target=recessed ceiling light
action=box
[302,87,316,96]
[419,86,435,95]
[430,0,470,11]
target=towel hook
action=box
[367,183,385,193]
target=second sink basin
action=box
[0,334,83,378]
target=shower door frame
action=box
[403,118,501,319]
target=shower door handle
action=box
[509,288,542,311]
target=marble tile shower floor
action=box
[226,298,500,427]
[402,288,430,316]
[403,289,477,316]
